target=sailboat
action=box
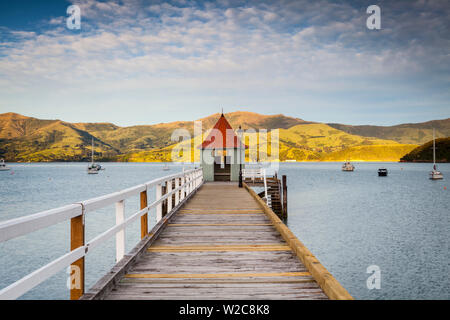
[0,159,10,171]
[162,163,170,171]
[87,138,102,174]
[429,129,443,180]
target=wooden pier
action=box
[0,169,352,300]
[83,182,350,300]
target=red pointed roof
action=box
[198,114,247,149]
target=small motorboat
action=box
[429,129,443,180]
[163,164,170,171]
[342,161,355,171]
[0,159,10,171]
[378,168,388,176]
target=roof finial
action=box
[221,107,223,116]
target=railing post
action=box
[140,190,148,239]
[175,178,180,205]
[195,171,198,188]
[263,169,268,205]
[156,183,162,221]
[162,183,167,217]
[195,171,198,189]
[187,173,191,195]
[180,176,185,201]
[70,212,85,300]
[282,175,288,220]
[167,179,173,213]
[115,200,125,263]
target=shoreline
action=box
[4,160,449,164]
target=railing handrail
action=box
[242,168,263,182]
[0,168,201,243]
[0,167,204,300]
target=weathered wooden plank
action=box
[111,286,325,296]
[105,291,328,300]
[147,244,289,251]
[96,182,333,300]
[119,279,318,285]
[167,223,273,227]
[125,272,311,279]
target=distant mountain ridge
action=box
[400,137,450,162]
[328,118,450,145]
[0,111,448,162]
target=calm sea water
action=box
[0,162,449,300]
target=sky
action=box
[0,0,449,126]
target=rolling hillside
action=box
[0,112,306,162]
[0,111,448,162]
[328,118,450,145]
[400,138,450,162]
[321,144,418,162]
[120,123,409,162]
[0,113,118,161]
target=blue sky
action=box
[0,0,449,126]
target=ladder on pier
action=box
[242,169,287,220]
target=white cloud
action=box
[0,0,448,125]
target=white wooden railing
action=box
[263,169,269,206]
[242,168,263,181]
[242,167,269,205]
[0,168,203,300]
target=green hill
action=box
[400,138,450,162]
[1,111,447,162]
[0,113,118,162]
[0,112,306,162]
[328,118,450,145]
[321,144,418,162]
[121,124,410,162]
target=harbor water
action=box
[0,162,449,299]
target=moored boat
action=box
[378,168,388,176]
[87,138,102,174]
[429,129,443,180]
[342,161,355,172]
[0,159,10,171]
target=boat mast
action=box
[91,137,94,164]
[433,128,436,166]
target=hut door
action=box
[214,155,231,181]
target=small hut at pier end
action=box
[198,113,247,181]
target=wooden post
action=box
[140,190,148,239]
[239,167,243,188]
[186,174,190,195]
[167,179,173,213]
[180,176,185,201]
[70,214,85,300]
[156,183,162,222]
[282,175,287,220]
[162,184,167,217]
[174,178,180,206]
[115,200,125,263]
